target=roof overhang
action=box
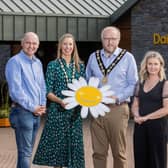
[0,0,139,42]
[111,0,139,23]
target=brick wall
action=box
[131,0,168,73]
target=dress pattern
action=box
[33,58,85,168]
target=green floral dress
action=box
[33,58,85,168]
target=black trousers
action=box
[133,119,167,168]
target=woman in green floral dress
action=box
[33,33,85,168]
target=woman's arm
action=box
[131,96,143,124]
[131,82,141,123]
[47,92,66,108]
[131,96,140,117]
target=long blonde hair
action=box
[139,50,166,83]
[57,33,81,71]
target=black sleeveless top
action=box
[138,80,164,116]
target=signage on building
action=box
[153,33,168,45]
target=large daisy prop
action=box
[61,77,116,118]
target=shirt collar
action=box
[20,50,37,63]
[102,47,121,58]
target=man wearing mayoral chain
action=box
[86,26,138,168]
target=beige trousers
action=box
[90,103,129,168]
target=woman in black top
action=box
[131,51,168,168]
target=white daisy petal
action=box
[102,90,115,97]
[79,77,87,86]
[94,105,106,117]
[90,106,99,118]
[100,85,111,92]
[102,97,116,104]
[72,79,81,88]
[97,103,110,113]
[99,111,106,116]
[67,83,78,91]
[88,77,99,87]
[62,97,76,104]
[81,106,89,118]
[61,90,75,97]
[65,101,78,109]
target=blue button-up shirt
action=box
[5,50,46,112]
[86,47,138,103]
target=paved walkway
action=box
[0,119,167,168]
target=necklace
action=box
[59,59,75,84]
[95,49,126,84]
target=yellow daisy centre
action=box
[75,86,102,107]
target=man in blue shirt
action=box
[86,26,138,168]
[5,32,46,168]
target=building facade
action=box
[2,0,168,117]
[132,0,168,71]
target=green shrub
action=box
[0,81,10,118]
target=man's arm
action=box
[5,58,36,112]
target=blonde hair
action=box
[139,50,166,83]
[57,33,81,71]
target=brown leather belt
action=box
[116,101,128,105]
[109,101,128,107]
